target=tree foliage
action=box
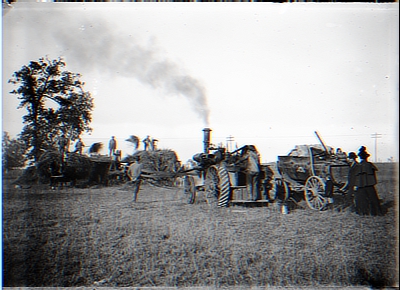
[8,57,94,165]
[2,132,27,172]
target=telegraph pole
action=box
[371,133,382,162]
[226,135,234,152]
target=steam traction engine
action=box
[181,128,273,207]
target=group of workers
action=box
[110,135,158,152]
[58,134,157,160]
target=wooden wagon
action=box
[271,143,350,210]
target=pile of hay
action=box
[123,150,181,172]
[36,150,93,183]
[25,150,111,186]
[122,149,182,185]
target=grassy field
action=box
[2,163,398,288]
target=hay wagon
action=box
[270,140,350,211]
[36,151,112,188]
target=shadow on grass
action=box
[351,264,396,289]
[381,200,395,215]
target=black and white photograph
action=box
[2,1,399,288]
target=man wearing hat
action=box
[127,156,144,203]
[341,152,358,195]
[353,146,383,216]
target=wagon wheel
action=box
[183,176,196,204]
[204,166,219,206]
[271,178,289,202]
[304,176,327,210]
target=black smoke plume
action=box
[5,6,210,125]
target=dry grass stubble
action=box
[2,163,398,288]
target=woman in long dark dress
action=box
[354,146,383,216]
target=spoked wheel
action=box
[271,178,290,202]
[304,176,327,210]
[204,166,220,206]
[183,176,196,204]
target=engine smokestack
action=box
[203,128,212,154]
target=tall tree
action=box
[8,57,94,165]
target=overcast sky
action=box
[2,2,399,163]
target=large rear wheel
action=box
[304,176,327,210]
[217,166,231,207]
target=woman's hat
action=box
[358,146,370,159]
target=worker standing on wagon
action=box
[151,138,158,151]
[58,133,69,164]
[109,136,117,156]
[143,135,152,151]
[74,138,85,155]
[127,156,144,203]
[241,145,261,201]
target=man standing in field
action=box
[341,152,359,195]
[127,156,144,203]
